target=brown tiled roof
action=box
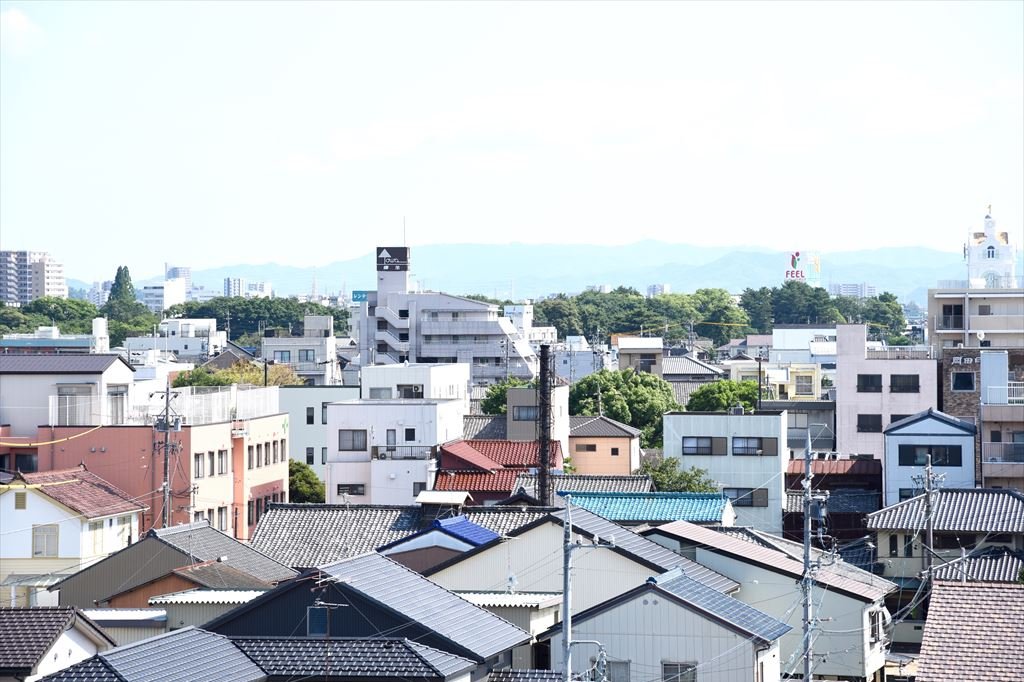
[441,439,563,469]
[916,582,1024,681]
[440,440,504,471]
[785,458,882,476]
[434,469,522,494]
[21,467,146,518]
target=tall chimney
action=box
[538,344,552,506]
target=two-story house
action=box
[278,384,360,482]
[883,409,977,505]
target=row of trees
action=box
[166,297,348,345]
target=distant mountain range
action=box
[69,242,1023,306]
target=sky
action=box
[1,1,1022,283]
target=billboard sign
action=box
[377,247,410,272]
[785,251,806,280]
[351,290,370,302]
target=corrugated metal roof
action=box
[568,415,642,438]
[456,592,562,609]
[931,546,1024,583]
[0,354,131,374]
[101,627,264,682]
[320,552,531,661]
[147,589,266,605]
[151,522,295,583]
[565,491,729,523]
[784,458,882,476]
[866,489,1024,533]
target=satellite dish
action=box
[977,331,986,341]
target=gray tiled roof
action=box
[568,415,642,438]
[916,582,1024,681]
[661,356,724,376]
[668,380,712,406]
[512,473,653,503]
[784,488,881,514]
[489,671,564,682]
[463,414,508,440]
[233,637,475,678]
[550,507,739,593]
[866,489,1024,533]
[173,561,273,589]
[0,607,94,674]
[931,546,1024,583]
[884,407,976,434]
[320,552,530,661]
[151,522,295,583]
[40,657,120,681]
[0,354,131,374]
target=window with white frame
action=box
[339,430,367,451]
[663,662,697,682]
[795,375,814,395]
[513,406,539,421]
[298,349,315,363]
[89,520,104,555]
[273,350,291,363]
[732,436,762,455]
[32,524,58,557]
[218,450,228,475]
[218,506,228,532]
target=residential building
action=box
[124,318,227,360]
[566,415,640,475]
[140,277,186,314]
[278,385,359,481]
[835,324,938,459]
[761,398,836,459]
[782,457,882,542]
[506,385,569,456]
[377,516,501,572]
[553,335,614,385]
[644,521,896,682]
[915,581,1024,682]
[0,250,68,306]
[726,358,824,403]
[261,314,339,385]
[353,247,537,385]
[163,264,191,293]
[146,589,266,631]
[0,467,145,607]
[86,281,112,307]
[663,410,789,534]
[716,333,773,361]
[223,277,246,298]
[0,607,115,682]
[503,303,558,350]
[828,282,877,298]
[646,283,671,297]
[360,362,471,406]
[562,491,736,527]
[0,318,110,355]
[78,609,166,646]
[51,520,295,609]
[883,409,976,505]
[434,439,564,504]
[454,591,561,669]
[769,324,838,367]
[614,336,663,375]
[543,567,789,682]
[101,560,271,609]
[660,354,724,408]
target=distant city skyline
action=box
[1,1,1021,282]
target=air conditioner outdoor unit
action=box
[377,453,388,460]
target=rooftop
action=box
[568,414,642,438]
[462,414,507,440]
[18,466,146,518]
[150,522,296,583]
[661,356,724,376]
[563,491,730,523]
[0,353,132,375]
[147,589,266,606]
[866,489,1024,533]
[930,546,1024,583]
[0,607,113,676]
[441,439,563,469]
[511,473,653,504]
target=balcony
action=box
[48,386,280,427]
[935,315,964,331]
[982,442,1024,464]
[370,445,435,460]
[864,346,935,360]
[375,306,410,329]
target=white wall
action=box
[279,385,360,481]
[0,488,84,561]
[883,420,976,505]
[27,626,106,682]
[360,363,470,408]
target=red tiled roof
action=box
[444,439,563,468]
[434,469,523,494]
[20,466,146,518]
[785,459,882,476]
[441,440,504,471]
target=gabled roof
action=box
[148,589,266,606]
[568,415,641,438]
[785,489,881,515]
[564,491,730,523]
[511,473,654,503]
[0,607,114,676]
[883,407,977,434]
[931,546,1024,583]
[435,468,523,494]
[490,671,564,682]
[916,582,1024,682]
[172,560,274,589]
[378,515,500,552]
[463,414,508,440]
[866,489,1024,533]
[149,521,296,583]
[649,520,895,602]
[784,458,882,476]
[19,466,147,518]
[661,356,724,376]
[441,440,504,470]
[441,439,563,468]
[0,353,133,374]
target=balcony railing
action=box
[48,386,280,427]
[982,442,1024,464]
[864,346,935,360]
[370,445,435,460]
[935,315,964,331]
[985,382,1024,405]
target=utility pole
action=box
[538,344,552,506]
[914,453,941,589]
[162,379,171,528]
[562,494,574,682]
[802,430,814,682]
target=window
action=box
[890,375,920,393]
[898,445,963,467]
[321,447,327,464]
[857,374,882,392]
[218,506,228,532]
[32,525,58,557]
[90,520,104,555]
[14,491,26,510]
[306,447,315,465]
[904,535,913,557]
[985,246,995,259]
[857,414,883,432]
[307,606,329,636]
[404,428,416,442]
[194,453,205,478]
[195,511,205,522]
[789,411,809,429]
[513,406,539,421]
[339,430,368,451]
[935,534,971,550]
[795,375,814,396]
[280,438,287,461]
[663,662,697,682]
[208,452,216,477]
[265,442,270,466]
[870,610,884,643]
[256,444,263,468]
[398,309,409,319]
[890,414,911,425]
[14,453,37,473]
[321,402,329,424]
[413,481,427,496]
[218,450,228,475]
[683,437,712,455]
[611,447,620,456]
[723,487,769,507]
[116,516,131,544]
[988,533,1012,544]
[952,372,976,392]
[368,387,393,399]
[978,303,992,315]
[575,443,597,452]
[888,534,898,557]
[336,484,366,496]
[248,445,254,470]
[306,407,315,424]
[272,440,279,463]
[733,437,763,455]
[298,349,315,363]
[247,500,255,526]
[898,488,922,501]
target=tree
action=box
[172,367,233,388]
[739,287,774,334]
[634,458,717,492]
[101,266,154,323]
[481,378,530,415]
[164,297,348,340]
[534,296,583,339]
[685,380,759,413]
[862,292,906,340]
[692,288,750,346]
[569,369,681,448]
[172,361,304,387]
[288,459,325,503]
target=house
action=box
[199,340,256,371]
[0,467,146,607]
[769,324,837,367]
[261,314,340,385]
[883,408,977,505]
[614,336,663,375]
[552,335,614,385]
[762,398,836,458]
[148,589,266,631]
[562,491,734,528]
[915,581,1024,682]
[643,520,896,682]
[51,520,295,609]
[567,415,641,475]
[506,386,570,458]
[0,607,115,682]
[929,545,1024,582]
[278,384,360,482]
[541,567,791,682]
[78,609,168,646]
[434,439,564,504]
[865,488,1024,645]
[203,552,531,676]
[102,560,273,608]
[660,355,724,383]
[42,627,477,682]
[377,516,501,572]
[782,457,882,542]
[715,333,773,362]
[663,410,788,534]
[725,359,823,402]
[124,318,227,361]
[452,592,562,669]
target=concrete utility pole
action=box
[153,378,178,529]
[914,453,942,589]
[801,428,831,682]
[538,344,552,507]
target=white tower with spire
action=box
[967,208,1017,289]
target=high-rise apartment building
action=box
[0,250,68,305]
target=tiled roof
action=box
[866,489,1024,533]
[651,520,895,602]
[463,415,508,440]
[549,507,739,593]
[784,489,880,514]
[512,473,654,503]
[884,407,976,434]
[41,656,120,681]
[434,469,523,494]
[931,546,1024,583]
[568,415,641,438]
[784,458,882,476]
[564,491,729,523]
[148,589,266,605]
[661,356,724,376]
[441,440,504,470]
[151,521,296,583]
[0,354,132,374]
[668,380,711,406]
[489,670,564,682]
[461,507,554,537]
[318,553,530,661]
[916,582,1024,681]
[172,560,273,589]
[443,439,563,468]
[233,637,475,678]
[0,607,111,675]
[20,467,146,518]
[433,516,500,546]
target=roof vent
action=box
[729,402,745,416]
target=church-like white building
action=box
[967,210,1018,289]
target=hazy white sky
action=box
[1,1,1021,282]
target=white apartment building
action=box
[0,318,110,355]
[828,282,877,298]
[261,315,340,385]
[224,277,246,297]
[124,318,227,360]
[663,410,789,534]
[223,277,273,298]
[141,277,187,313]
[553,336,615,384]
[503,303,558,350]
[353,247,537,386]
[835,324,938,459]
[882,409,976,505]
[0,250,68,305]
[164,264,191,292]
[646,283,671,297]
[87,281,112,306]
[279,385,360,481]
[360,362,471,408]
[769,325,837,368]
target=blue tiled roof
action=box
[434,516,500,546]
[562,491,728,523]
